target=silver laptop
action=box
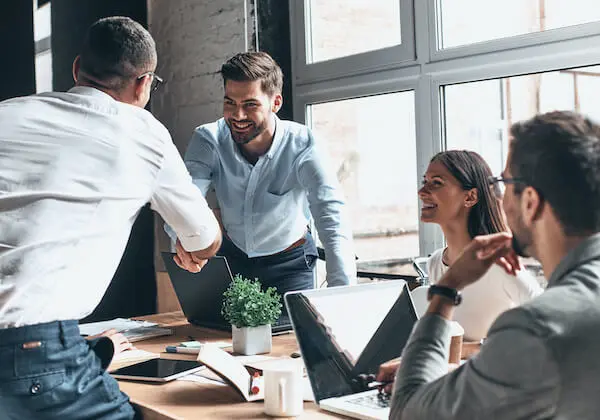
[284,281,418,420]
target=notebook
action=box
[285,281,418,420]
[161,253,293,334]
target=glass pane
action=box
[308,92,418,278]
[35,50,53,93]
[439,0,600,49]
[33,2,51,42]
[307,0,401,63]
[443,65,600,176]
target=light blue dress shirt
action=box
[179,116,356,287]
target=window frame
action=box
[291,0,416,85]
[290,0,600,259]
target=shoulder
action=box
[427,248,444,269]
[486,265,543,299]
[280,119,315,150]
[191,118,227,146]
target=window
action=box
[438,0,600,49]
[33,0,52,93]
[308,92,419,262]
[292,0,600,263]
[443,65,600,175]
[306,0,402,63]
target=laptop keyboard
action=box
[346,392,390,409]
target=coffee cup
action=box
[263,362,303,417]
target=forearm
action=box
[391,314,453,419]
[313,209,356,286]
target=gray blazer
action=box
[390,233,600,420]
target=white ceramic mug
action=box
[263,363,304,417]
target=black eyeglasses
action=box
[137,71,164,92]
[488,175,526,198]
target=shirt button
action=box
[30,382,42,395]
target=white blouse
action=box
[427,248,543,341]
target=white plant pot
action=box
[232,324,272,355]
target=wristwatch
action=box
[427,285,462,306]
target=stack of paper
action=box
[79,318,172,342]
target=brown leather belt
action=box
[281,236,307,253]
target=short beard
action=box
[228,120,266,145]
[511,235,529,257]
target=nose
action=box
[231,105,246,121]
[418,185,429,199]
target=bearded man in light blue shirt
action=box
[170,52,356,312]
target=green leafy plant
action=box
[221,274,282,328]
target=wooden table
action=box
[113,312,344,419]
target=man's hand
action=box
[438,232,515,291]
[174,239,208,273]
[376,358,460,394]
[87,328,134,355]
[376,357,401,394]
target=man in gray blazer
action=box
[381,110,600,419]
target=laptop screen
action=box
[285,281,417,402]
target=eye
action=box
[244,103,258,108]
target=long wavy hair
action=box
[430,150,507,238]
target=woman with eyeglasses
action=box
[418,150,542,342]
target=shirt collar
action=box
[547,232,600,287]
[266,115,284,160]
[67,86,115,100]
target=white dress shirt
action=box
[0,87,219,327]
[427,247,542,340]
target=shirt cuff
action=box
[177,224,219,252]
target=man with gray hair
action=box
[0,17,221,418]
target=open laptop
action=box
[161,253,293,334]
[285,281,418,420]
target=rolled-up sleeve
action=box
[391,310,559,420]
[296,135,356,287]
[150,139,219,252]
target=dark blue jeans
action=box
[219,232,318,322]
[0,320,135,420]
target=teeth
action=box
[233,122,251,129]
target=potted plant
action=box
[221,274,282,355]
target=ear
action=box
[72,56,81,83]
[271,93,283,113]
[464,188,479,208]
[134,74,150,101]
[520,186,544,226]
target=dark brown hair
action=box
[220,52,283,96]
[432,150,507,238]
[510,111,600,235]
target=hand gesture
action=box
[174,239,208,273]
[439,232,517,291]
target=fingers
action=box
[376,359,401,382]
[496,257,516,275]
[109,332,134,354]
[174,239,203,273]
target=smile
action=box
[232,121,253,130]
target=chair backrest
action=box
[410,285,429,318]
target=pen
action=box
[250,372,261,395]
[165,346,201,354]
